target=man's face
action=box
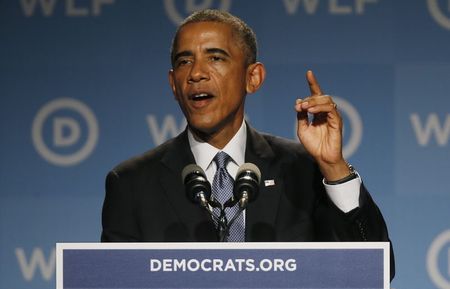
[169,21,250,141]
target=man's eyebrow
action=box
[173,50,193,62]
[173,48,230,62]
[205,48,230,57]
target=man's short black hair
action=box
[170,9,258,67]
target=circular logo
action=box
[164,0,231,25]
[427,229,450,289]
[427,0,450,30]
[335,97,363,158]
[31,98,99,166]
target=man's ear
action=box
[246,62,266,94]
[168,69,178,100]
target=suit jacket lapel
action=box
[159,129,194,204]
[159,130,217,240]
[245,125,284,241]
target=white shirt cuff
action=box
[323,174,361,213]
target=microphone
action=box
[182,164,212,210]
[218,163,261,242]
[233,163,261,209]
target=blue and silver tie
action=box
[211,151,245,242]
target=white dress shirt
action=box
[187,121,360,213]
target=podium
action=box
[56,242,390,289]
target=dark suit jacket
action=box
[101,125,394,278]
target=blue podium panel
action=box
[57,242,389,289]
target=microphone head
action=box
[182,164,211,204]
[233,163,261,203]
[181,164,203,182]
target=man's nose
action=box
[188,60,209,83]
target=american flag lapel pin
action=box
[264,179,275,187]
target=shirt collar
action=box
[188,121,247,171]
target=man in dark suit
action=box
[101,9,394,278]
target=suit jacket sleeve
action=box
[259,133,395,280]
[311,167,395,280]
[101,170,141,242]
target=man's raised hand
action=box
[294,70,350,181]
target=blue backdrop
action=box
[1,1,450,288]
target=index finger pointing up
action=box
[306,70,323,96]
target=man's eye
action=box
[176,59,191,67]
[210,56,224,62]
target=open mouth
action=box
[191,93,214,101]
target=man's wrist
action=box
[323,163,357,185]
[319,158,351,181]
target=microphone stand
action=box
[218,198,245,242]
[209,197,247,242]
[217,206,229,242]
[201,198,229,242]
[219,207,244,242]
